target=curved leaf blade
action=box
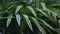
[46,7,60,16]
[31,17,46,34]
[7,5,14,10]
[27,6,37,17]
[39,18,55,31]
[7,15,13,27]
[23,15,33,32]
[15,5,22,14]
[36,8,48,17]
[41,3,47,10]
[55,28,60,34]
[58,20,60,28]
[16,14,21,26]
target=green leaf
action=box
[27,6,37,17]
[50,4,60,6]
[20,6,31,14]
[40,3,60,16]
[36,8,48,17]
[2,0,6,10]
[7,15,13,27]
[16,14,21,26]
[47,7,60,16]
[44,27,53,34]
[23,15,33,32]
[58,20,60,28]
[55,28,60,34]
[36,0,40,8]
[50,14,58,27]
[0,32,2,34]
[31,17,46,34]
[39,18,55,31]
[7,5,14,10]
[29,0,33,2]
[15,5,22,14]
[41,3,47,10]
[20,21,26,33]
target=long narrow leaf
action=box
[40,3,60,16]
[7,15,13,27]
[16,14,21,26]
[46,7,60,16]
[50,14,57,27]
[39,18,55,31]
[58,20,60,28]
[7,5,14,10]
[36,0,40,8]
[31,17,46,34]
[2,0,6,10]
[15,5,22,14]
[41,3,47,10]
[27,6,37,17]
[36,8,48,17]
[45,27,53,34]
[55,28,60,34]
[23,15,33,32]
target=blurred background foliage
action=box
[0,0,60,34]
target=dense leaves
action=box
[0,0,60,34]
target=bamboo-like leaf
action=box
[7,5,14,10]
[20,22,26,34]
[36,8,48,17]
[16,14,21,26]
[50,4,60,6]
[50,14,57,27]
[44,27,53,34]
[15,5,22,14]
[39,18,55,31]
[40,3,60,16]
[58,20,60,28]
[31,17,46,34]
[0,32,2,34]
[55,28,60,34]
[53,14,57,19]
[36,0,40,8]
[23,15,33,32]
[7,15,13,27]
[7,1,20,5]
[41,3,47,10]
[27,6,37,17]
[29,0,33,2]
[2,0,6,10]
[47,7,60,16]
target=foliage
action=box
[0,0,60,34]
